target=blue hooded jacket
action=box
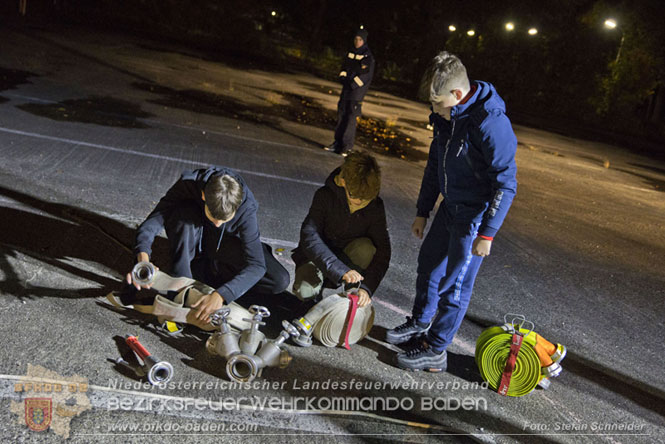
[416,81,517,237]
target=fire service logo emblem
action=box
[25,398,52,432]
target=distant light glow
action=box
[528,28,538,35]
[448,25,456,32]
[604,18,617,29]
[505,22,515,31]
[271,11,277,17]
[467,29,475,36]
[360,25,364,29]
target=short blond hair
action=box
[419,51,470,102]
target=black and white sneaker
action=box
[323,142,338,152]
[396,342,447,372]
[385,317,430,344]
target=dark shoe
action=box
[385,317,430,344]
[396,342,447,372]
[323,142,338,152]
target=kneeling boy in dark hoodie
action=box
[292,152,391,306]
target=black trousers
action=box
[333,99,362,153]
[164,203,290,298]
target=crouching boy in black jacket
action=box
[292,152,391,306]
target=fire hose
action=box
[290,291,375,348]
[109,262,252,331]
[475,314,567,397]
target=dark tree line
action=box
[8,0,665,152]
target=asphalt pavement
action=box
[0,25,664,444]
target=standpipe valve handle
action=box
[206,308,241,359]
[238,305,269,356]
[125,335,174,385]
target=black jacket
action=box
[338,43,375,102]
[292,168,391,296]
[134,167,265,303]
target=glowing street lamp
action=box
[604,18,617,29]
[467,29,475,37]
[448,25,456,32]
[505,22,515,31]
[603,18,624,64]
[527,28,538,36]
[271,11,277,17]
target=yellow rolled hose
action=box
[475,325,543,397]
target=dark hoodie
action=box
[416,81,518,238]
[292,168,391,296]
[134,167,265,303]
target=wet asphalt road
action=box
[0,26,664,443]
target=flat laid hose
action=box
[109,267,252,331]
[475,314,566,397]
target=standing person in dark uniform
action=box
[325,28,375,156]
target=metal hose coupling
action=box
[226,320,299,383]
[125,335,173,385]
[131,261,156,286]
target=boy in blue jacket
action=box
[386,52,518,372]
[124,167,290,323]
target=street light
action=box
[467,29,475,37]
[527,28,538,36]
[604,18,617,29]
[448,25,456,32]
[603,18,624,64]
[505,22,515,31]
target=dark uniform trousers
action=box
[334,99,362,153]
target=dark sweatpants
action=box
[164,203,290,302]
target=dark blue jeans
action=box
[412,203,484,351]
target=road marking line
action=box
[0,126,322,187]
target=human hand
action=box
[190,292,225,322]
[412,217,427,239]
[126,252,158,290]
[356,289,371,307]
[472,237,492,257]
[342,270,364,284]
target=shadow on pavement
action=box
[0,184,155,300]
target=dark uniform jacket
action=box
[134,167,265,303]
[338,43,375,102]
[292,168,391,296]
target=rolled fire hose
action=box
[110,262,252,331]
[298,293,375,347]
[475,314,566,397]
